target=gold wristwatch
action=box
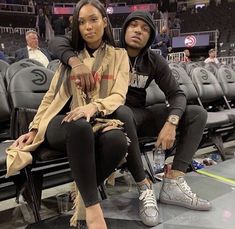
[167,115,179,126]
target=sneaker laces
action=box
[139,189,157,208]
[180,178,196,198]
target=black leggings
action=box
[110,106,146,183]
[45,115,127,207]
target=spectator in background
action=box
[204,48,219,64]
[52,15,67,36]
[173,15,181,29]
[0,44,8,63]
[0,50,8,63]
[183,49,191,62]
[66,15,73,33]
[36,8,47,40]
[151,25,172,58]
[168,17,173,29]
[15,30,52,67]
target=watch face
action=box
[168,115,179,125]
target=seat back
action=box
[185,62,200,76]
[145,80,166,106]
[0,74,10,122]
[216,65,235,102]
[8,66,54,138]
[19,58,44,67]
[0,73,10,140]
[204,62,220,77]
[169,63,198,103]
[0,59,9,80]
[5,61,37,86]
[47,59,60,72]
[191,67,224,105]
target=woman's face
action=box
[78,4,107,49]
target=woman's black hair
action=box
[71,0,116,51]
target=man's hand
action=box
[69,57,95,92]
[12,130,37,149]
[62,104,98,123]
[155,122,176,150]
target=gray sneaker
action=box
[138,184,159,226]
[159,176,212,211]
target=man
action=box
[204,48,219,64]
[15,30,52,67]
[48,11,211,226]
[183,49,191,62]
[151,25,172,58]
[0,50,8,63]
[36,8,47,40]
[52,15,67,36]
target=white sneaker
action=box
[138,184,159,226]
[159,176,212,210]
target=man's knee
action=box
[183,105,207,126]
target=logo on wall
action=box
[185,36,197,47]
[106,7,114,14]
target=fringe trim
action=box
[69,182,86,227]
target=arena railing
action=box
[167,52,185,62]
[0,3,35,14]
[218,56,235,65]
[0,27,35,35]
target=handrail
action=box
[218,56,235,65]
[167,52,185,62]
[0,3,35,14]
[0,26,35,35]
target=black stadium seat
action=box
[190,67,235,160]
[47,59,60,72]
[7,66,71,221]
[0,74,10,140]
[0,59,9,80]
[216,65,235,106]
[5,60,37,87]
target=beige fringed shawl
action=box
[6,44,130,177]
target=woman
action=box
[6,1,130,228]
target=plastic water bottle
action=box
[153,147,165,174]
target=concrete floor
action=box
[1,142,235,229]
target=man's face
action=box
[209,51,216,58]
[26,33,39,49]
[125,19,151,51]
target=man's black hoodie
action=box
[48,11,186,118]
[119,10,186,118]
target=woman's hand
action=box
[62,104,98,123]
[12,130,37,149]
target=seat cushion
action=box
[222,109,235,123]
[34,146,67,162]
[0,141,14,171]
[206,112,230,128]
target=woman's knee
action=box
[63,118,93,137]
[102,129,128,156]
